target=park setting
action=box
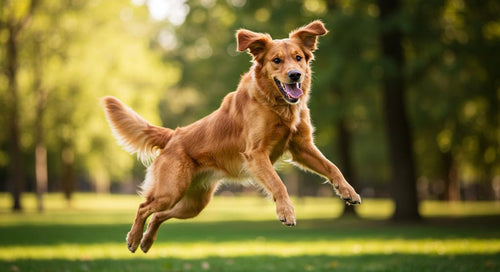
[1,194,500,271]
[1,0,499,271]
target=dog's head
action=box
[237,21,328,105]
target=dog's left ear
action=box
[289,20,328,52]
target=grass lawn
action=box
[1,193,499,271]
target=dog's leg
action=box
[139,182,219,253]
[290,141,361,205]
[127,198,156,253]
[244,150,296,226]
[126,153,194,253]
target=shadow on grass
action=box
[1,216,500,246]
[1,253,499,272]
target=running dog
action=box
[102,20,361,253]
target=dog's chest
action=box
[268,123,293,163]
[275,104,302,132]
[264,106,302,162]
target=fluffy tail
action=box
[101,96,173,166]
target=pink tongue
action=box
[284,83,303,99]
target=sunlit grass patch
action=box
[421,200,500,217]
[2,193,499,224]
[2,238,498,261]
[1,194,499,271]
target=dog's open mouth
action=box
[274,78,303,104]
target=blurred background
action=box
[1,0,499,218]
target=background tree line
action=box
[1,0,499,220]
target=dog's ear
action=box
[236,29,272,58]
[289,20,328,52]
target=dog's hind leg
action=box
[139,181,219,253]
[126,152,194,253]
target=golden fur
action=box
[102,20,360,253]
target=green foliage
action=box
[150,0,499,195]
[406,0,500,185]
[1,0,180,190]
[0,0,498,198]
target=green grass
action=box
[1,193,499,271]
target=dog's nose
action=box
[288,70,301,82]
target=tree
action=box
[33,33,47,212]
[39,0,179,196]
[319,0,382,217]
[377,0,420,220]
[407,0,500,201]
[0,0,180,206]
[1,0,40,211]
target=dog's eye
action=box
[273,58,281,64]
[296,55,302,61]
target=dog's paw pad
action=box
[140,243,150,253]
[344,194,361,205]
[127,242,137,253]
[277,215,296,227]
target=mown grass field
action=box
[1,193,499,271]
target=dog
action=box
[102,20,361,253]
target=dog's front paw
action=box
[343,192,362,205]
[276,202,296,227]
[334,180,362,205]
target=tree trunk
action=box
[6,21,24,212]
[4,0,40,212]
[377,0,420,220]
[338,118,358,217]
[34,37,48,212]
[442,151,460,201]
[61,146,76,205]
[95,173,111,194]
[324,0,359,216]
[35,145,48,211]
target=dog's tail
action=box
[101,96,173,166]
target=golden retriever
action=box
[102,20,361,253]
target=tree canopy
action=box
[1,0,499,215]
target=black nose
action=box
[288,70,301,82]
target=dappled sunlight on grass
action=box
[2,193,499,226]
[1,194,499,271]
[2,238,499,261]
[421,200,500,217]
